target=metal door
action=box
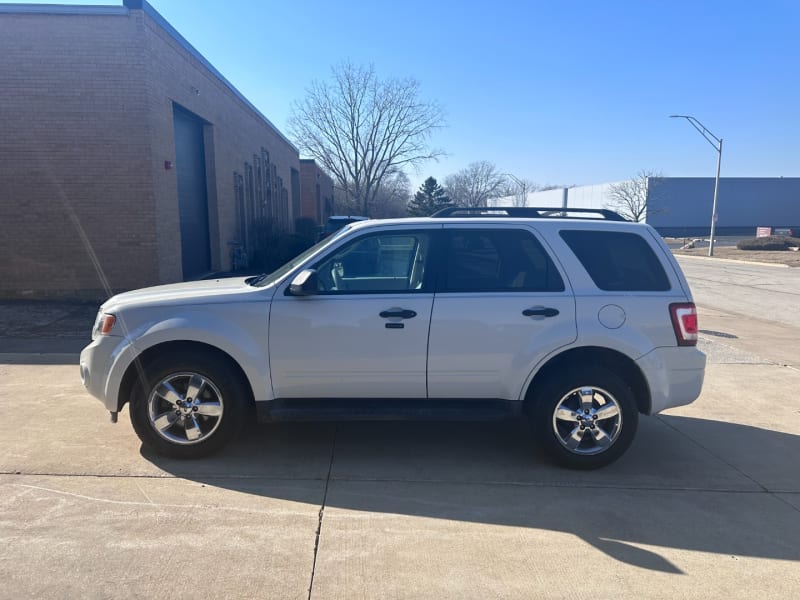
[173,106,211,279]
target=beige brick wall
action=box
[299,159,335,225]
[0,10,156,298]
[0,4,300,299]
[141,11,300,280]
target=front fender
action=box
[104,303,271,408]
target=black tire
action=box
[129,351,249,459]
[527,365,639,469]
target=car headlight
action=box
[92,313,116,339]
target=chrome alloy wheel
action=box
[147,372,224,445]
[551,386,622,455]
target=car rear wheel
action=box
[528,366,638,469]
[130,352,248,458]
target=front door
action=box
[269,228,437,398]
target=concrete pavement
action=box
[2,261,800,598]
[677,256,800,329]
[2,349,800,598]
[0,474,322,599]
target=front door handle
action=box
[523,307,560,318]
[380,309,417,319]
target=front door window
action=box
[314,232,432,293]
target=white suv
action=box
[80,207,705,469]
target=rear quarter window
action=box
[559,230,671,291]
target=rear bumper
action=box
[636,346,706,414]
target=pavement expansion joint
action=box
[307,426,337,600]
[772,494,800,515]
[326,476,767,494]
[656,415,773,495]
[0,470,771,495]
[0,470,329,482]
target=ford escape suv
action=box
[80,207,705,469]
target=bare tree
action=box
[369,170,411,218]
[332,186,357,216]
[332,170,411,218]
[605,170,663,222]
[445,161,507,208]
[288,62,445,217]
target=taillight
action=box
[669,303,698,346]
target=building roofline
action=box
[298,158,333,181]
[1,1,297,153]
[647,176,800,180]
[126,0,297,152]
[0,3,127,15]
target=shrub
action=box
[736,236,800,251]
[294,217,320,240]
[249,220,317,272]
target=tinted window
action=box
[314,232,431,293]
[560,230,671,291]
[442,229,564,292]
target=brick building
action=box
[0,0,315,299]
[298,159,334,226]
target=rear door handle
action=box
[380,309,417,319]
[523,307,559,318]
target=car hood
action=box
[101,277,270,312]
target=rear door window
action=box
[441,229,564,292]
[559,230,670,291]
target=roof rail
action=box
[430,206,627,221]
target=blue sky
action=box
[9,0,800,188]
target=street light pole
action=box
[669,115,723,257]
[710,138,723,256]
[503,173,527,207]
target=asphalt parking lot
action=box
[1,258,799,599]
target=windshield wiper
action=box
[245,273,268,286]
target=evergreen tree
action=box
[408,177,452,216]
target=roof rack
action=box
[430,206,627,221]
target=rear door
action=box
[427,225,577,400]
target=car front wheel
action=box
[129,352,248,458]
[528,366,639,469]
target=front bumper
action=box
[80,335,123,412]
[636,346,706,414]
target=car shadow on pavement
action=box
[141,415,800,574]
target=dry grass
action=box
[672,246,800,267]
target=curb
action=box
[674,254,791,269]
[0,353,79,365]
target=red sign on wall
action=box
[756,227,772,238]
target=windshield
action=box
[247,225,354,287]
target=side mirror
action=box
[288,269,319,296]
